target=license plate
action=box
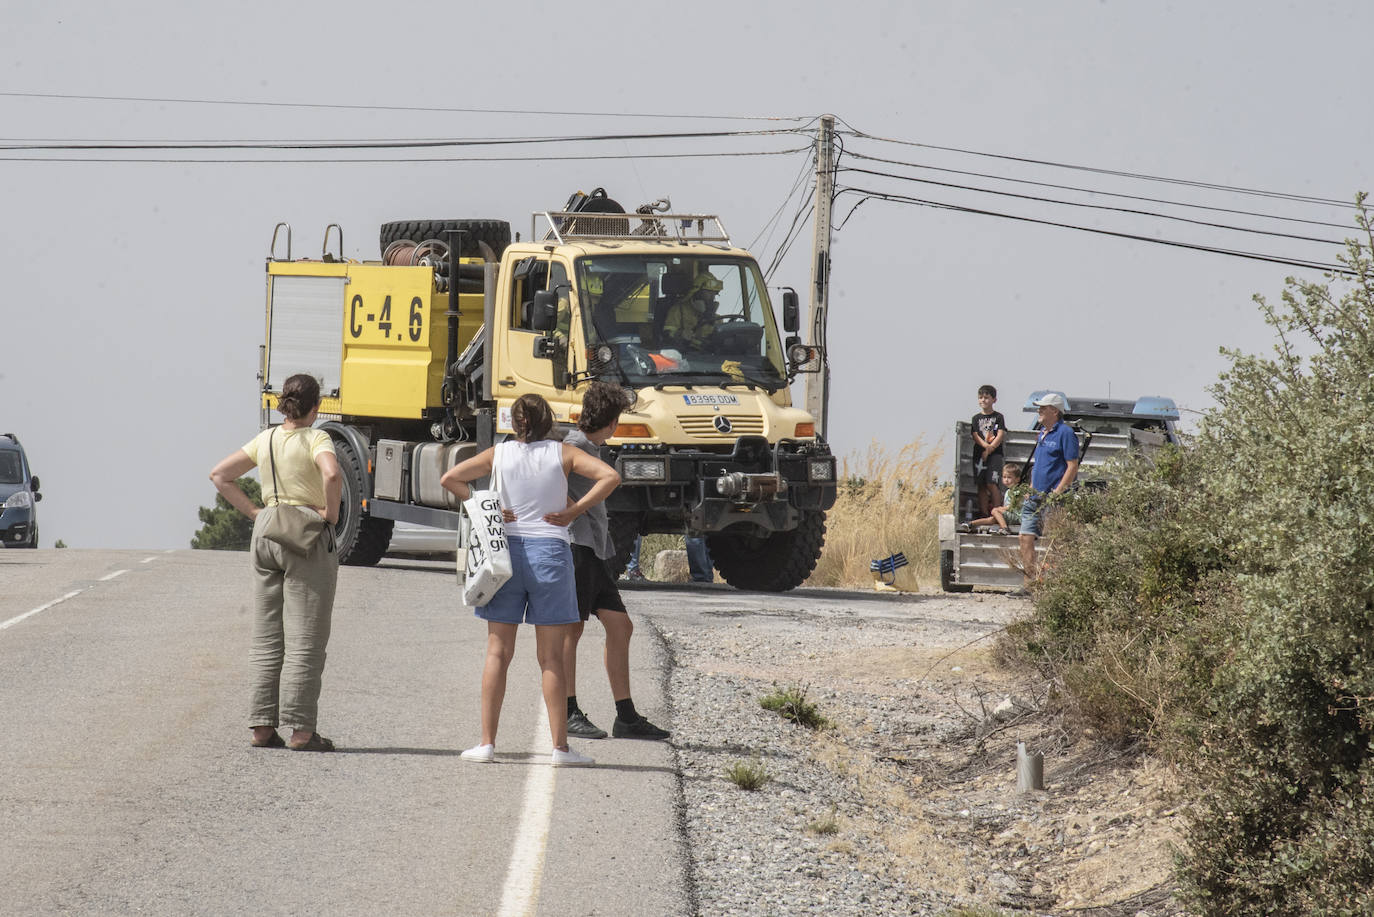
[682,394,739,406]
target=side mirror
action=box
[530,290,558,332]
[30,475,40,492]
[781,288,799,333]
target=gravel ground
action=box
[634,587,1185,917]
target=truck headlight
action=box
[621,458,667,482]
[807,458,835,482]
[4,490,32,509]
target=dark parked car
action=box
[0,433,42,548]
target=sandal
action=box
[251,731,286,749]
[289,733,336,752]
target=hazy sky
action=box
[3,1,1368,549]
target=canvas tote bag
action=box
[259,427,328,556]
[457,443,513,606]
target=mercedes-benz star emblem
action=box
[713,415,733,434]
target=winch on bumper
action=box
[607,435,837,532]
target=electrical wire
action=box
[0,127,809,152]
[837,120,1352,209]
[748,148,817,253]
[0,147,812,164]
[843,149,1355,231]
[839,165,1347,246]
[834,186,1350,274]
[764,197,814,282]
[0,89,812,123]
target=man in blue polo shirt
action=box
[1018,392,1080,586]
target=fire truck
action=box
[259,190,837,590]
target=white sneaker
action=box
[551,747,595,767]
[461,743,495,763]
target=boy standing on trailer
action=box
[971,384,1007,517]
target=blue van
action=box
[0,434,42,548]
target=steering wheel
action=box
[712,314,748,326]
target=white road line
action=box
[99,569,129,581]
[496,700,557,917]
[0,589,85,631]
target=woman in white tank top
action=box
[441,394,620,766]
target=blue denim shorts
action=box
[477,536,578,626]
[1019,491,1046,536]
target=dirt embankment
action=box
[654,588,1185,916]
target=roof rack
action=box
[533,211,731,246]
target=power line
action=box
[748,149,817,253]
[839,121,1353,209]
[835,186,1350,274]
[844,149,1355,231]
[0,147,811,165]
[0,89,813,123]
[0,127,808,152]
[839,165,1347,247]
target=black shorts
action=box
[978,452,1005,485]
[572,544,627,621]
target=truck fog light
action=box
[807,458,835,482]
[621,458,667,481]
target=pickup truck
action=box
[938,392,1181,591]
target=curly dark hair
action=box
[578,381,633,433]
[278,374,322,420]
[511,393,554,442]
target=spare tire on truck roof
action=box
[378,219,511,259]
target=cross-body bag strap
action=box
[490,441,504,495]
[267,427,282,507]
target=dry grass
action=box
[807,438,949,590]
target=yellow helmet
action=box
[692,272,723,293]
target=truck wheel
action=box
[331,435,394,567]
[378,220,511,260]
[940,550,972,593]
[606,512,642,578]
[706,511,825,592]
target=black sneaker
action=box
[612,715,670,740]
[567,710,608,739]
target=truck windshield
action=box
[574,254,787,389]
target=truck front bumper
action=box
[607,436,837,534]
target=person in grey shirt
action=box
[563,382,670,740]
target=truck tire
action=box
[606,512,642,578]
[706,511,826,592]
[940,550,972,593]
[378,220,511,260]
[331,435,394,567]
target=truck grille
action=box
[679,414,765,438]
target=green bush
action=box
[759,685,830,730]
[1006,197,1374,913]
[191,477,262,551]
[724,759,771,791]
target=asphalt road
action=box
[0,549,684,917]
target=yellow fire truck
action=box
[259,190,836,590]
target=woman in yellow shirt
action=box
[210,373,343,752]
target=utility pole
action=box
[805,114,835,440]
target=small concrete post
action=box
[1016,741,1044,792]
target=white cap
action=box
[1032,392,1067,412]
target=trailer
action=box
[938,392,1180,591]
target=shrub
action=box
[759,684,830,730]
[724,759,771,791]
[191,477,263,551]
[1007,197,1374,913]
[808,438,948,589]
